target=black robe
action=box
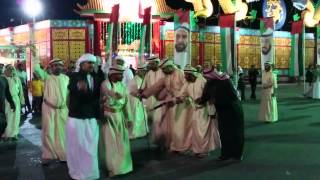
[199,78,244,159]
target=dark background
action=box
[0,0,318,32]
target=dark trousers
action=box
[238,86,245,101]
[32,96,43,114]
[23,87,31,112]
[0,113,6,136]
[216,101,244,159]
[250,82,257,99]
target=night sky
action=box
[0,0,86,28]
[0,0,318,32]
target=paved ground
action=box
[0,84,320,180]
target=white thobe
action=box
[3,76,24,138]
[34,64,69,161]
[128,75,148,139]
[100,80,133,177]
[259,71,278,122]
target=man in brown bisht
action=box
[140,59,185,151]
[174,65,220,157]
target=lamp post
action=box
[22,0,43,80]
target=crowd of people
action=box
[0,51,294,179]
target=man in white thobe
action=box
[2,65,25,141]
[140,56,164,146]
[100,64,133,177]
[66,54,100,180]
[128,63,148,139]
[34,58,69,164]
[258,62,278,122]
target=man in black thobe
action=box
[197,69,244,162]
[248,65,259,99]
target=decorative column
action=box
[93,20,102,56]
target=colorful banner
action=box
[260,17,274,70]
[138,6,151,64]
[174,10,192,70]
[105,4,119,62]
[289,20,304,77]
[262,0,287,30]
[219,14,236,75]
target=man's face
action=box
[81,61,95,73]
[262,37,272,55]
[110,73,123,82]
[185,73,196,82]
[162,65,175,75]
[17,63,24,71]
[264,64,271,71]
[5,66,14,77]
[51,63,64,75]
[136,69,146,78]
[147,61,159,71]
[175,28,188,52]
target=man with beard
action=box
[174,24,190,70]
[34,58,69,165]
[197,67,244,162]
[100,64,133,177]
[140,56,165,145]
[140,59,185,150]
[261,30,273,69]
[66,54,100,180]
[173,65,220,156]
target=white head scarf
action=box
[75,53,96,72]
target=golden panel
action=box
[239,36,245,44]
[245,36,250,44]
[204,43,214,62]
[35,30,48,42]
[52,29,69,40]
[164,41,174,58]
[214,34,221,43]
[275,38,282,46]
[191,32,199,42]
[69,29,86,40]
[69,41,86,61]
[214,44,221,65]
[305,47,314,66]
[205,33,214,42]
[165,30,174,40]
[191,43,199,60]
[13,33,29,44]
[0,36,9,45]
[305,40,314,48]
[52,41,69,61]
